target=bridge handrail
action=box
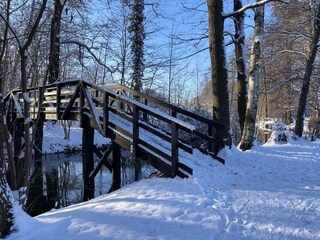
[103,83,224,129]
[86,83,196,132]
[103,83,224,156]
[6,80,196,176]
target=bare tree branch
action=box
[176,47,209,60]
[0,12,21,48]
[22,0,48,51]
[0,0,11,62]
[60,40,117,74]
[223,0,289,19]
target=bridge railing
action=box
[5,80,195,176]
[103,84,225,161]
[4,79,224,178]
[81,81,195,177]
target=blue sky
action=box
[84,0,276,100]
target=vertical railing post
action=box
[132,105,139,155]
[95,89,99,107]
[171,122,178,177]
[171,109,177,118]
[119,89,124,111]
[143,98,148,121]
[214,127,223,156]
[56,84,61,120]
[132,104,141,181]
[79,82,84,127]
[208,124,213,153]
[103,92,109,136]
[111,143,121,192]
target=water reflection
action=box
[41,150,155,211]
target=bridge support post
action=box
[110,143,121,192]
[82,124,95,201]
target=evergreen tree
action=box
[129,0,145,92]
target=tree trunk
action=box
[294,4,320,137]
[48,0,64,84]
[0,0,17,191]
[0,169,14,238]
[206,0,232,150]
[0,94,14,238]
[17,0,48,207]
[239,4,265,151]
[26,114,46,216]
[233,0,247,134]
[130,0,145,92]
[19,51,33,206]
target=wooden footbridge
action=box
[4,80,224,200]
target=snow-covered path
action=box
[205,141,320,239]
[9,140,320,240]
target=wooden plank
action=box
[108,107,132,123]
[82,86,103,134]
[139,139,171,161]
[108,122,133,140]
[92,96,103,108]
[139,121,193,154]
[105,125,133,151]
[137,146,172,177]
[90,143,115,181]
[60,84,80,120]
[177,162,193,175]
[93,145,103,159]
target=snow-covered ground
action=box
[7,126,320,239]
[42,121,109,154]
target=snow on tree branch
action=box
[222,0,290,19]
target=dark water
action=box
[28,151,155,215]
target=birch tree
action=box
[233,0,247,135]
[239,3,265,150]
[206,0,285,151]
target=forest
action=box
[0,0,319,238]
